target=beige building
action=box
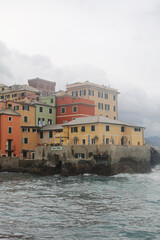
[66,81,119,120]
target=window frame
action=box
[8,127,12,134]
[73,106,78,113]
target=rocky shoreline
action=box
[0,145,158,176]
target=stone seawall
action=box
[0,145,153,176]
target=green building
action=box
[34,96,56,127]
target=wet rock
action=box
[150,147,160,167]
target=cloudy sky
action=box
[0,0,160,136]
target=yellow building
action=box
[38,116,144,147]
[66,81,119,120]
[62,116,144,146]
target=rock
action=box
[150,147,160,167]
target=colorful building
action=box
[66,81,119,120]
[0,85,40,101]
[56,95,95,124]
[0,109,21,157]
[28,78,56,95]
[39,124,65,145]
[62,116,144,146]
[4,100,39,158]
[34,101,56,127]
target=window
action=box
[98,91,103,98]
[24,116,28,122]
[8,127,12,134]
[14,106,19,110]
[48,119,52,125]
[21,92,25,96]
[49,108,52,114]
[98,103,103,109]
[82,139,86,145]
[39,107,43,112]
[113,106,116,112]
[74,139,78,145]
[71,127,78,133]
[106,115,109,118]
[49,131,53,138]
[105,104,110,111]
[80,89,86,96]
[121,126,125,132]
[1,96,4,99]
[91,138,95,145]
[24,138,28,144]
[91,125,95,131]
[8,104,12,108]
[113,95,116,101]
[106,125,110,131]
[22,128,30,132]
[72,91,78,97]
[134,128,141,132]
[6,95,10,99]
[12,94,17,98]
[8,117,12,121]
[106,138,109,144]
[73,106,77,113]
[88,89,94,96]
[105,93,108,99]
[51,98,54,103]
[23,105,29,111]
[40,132,43,139]
[81,126,85,132]
[61,107,66,114]
[114,116,116,120]
[32,129,37,132]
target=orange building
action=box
[5,100,39,158]
[0,109,21,157]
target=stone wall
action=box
[0,145,152,176]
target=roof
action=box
[31,101,55,108]
[0,84,40,94]
[66,81,119,94]
[63,116,144,128]
[0,84,7,87]
[40,124,63,131]
[0,108,20,116]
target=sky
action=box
[0,0,160,137]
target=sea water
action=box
[0,166,160,239]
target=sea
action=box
[0,166,160,240]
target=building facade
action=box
[0,85,40,101]
[56,95,95,124]
[66,81,119,120]
[34,102,56,127]
[0,109,21,157]
[62,116,144,146]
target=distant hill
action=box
[145,136,160,147]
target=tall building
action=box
[28,78,56,95]
[66,81,119,120]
